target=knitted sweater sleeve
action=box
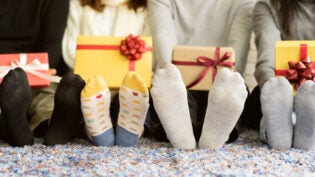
[62,0,82,70]
[147,0,177,69]
[253,1,282,88]
[41,0,69,70]
[227,0,255,75]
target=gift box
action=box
[74,35,152,89]
[0,53,50,87]
[275,41,315,92]
[172,46,235,90]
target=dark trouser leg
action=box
[187,90,207,142]
[239,85,262,130]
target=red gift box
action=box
[0,53,52,87]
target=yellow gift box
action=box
[74,35,152,89]
[275,41,315,92]
[172,46,235,91]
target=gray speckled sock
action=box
[294,80,315,151]
[150,64,196,149]
[198,69,247,150]
[261,77,293,150]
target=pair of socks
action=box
[261,77,315,150]
[81,72,149,147]
[0,68,87,146]
[150,64,247,150]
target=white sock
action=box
[294,80,315,150]
[199,68,247,150]
[151,64,196,149]
[261,77,293,150]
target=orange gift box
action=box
[0,53,50,87]
[275,41,315,92]
[172,46,235,90]
[74,35,153,89]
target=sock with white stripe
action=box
[115,71,149,147]
[81,76,114,146]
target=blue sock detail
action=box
[115,126,138,147]
[91,128,115,146]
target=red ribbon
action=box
[76,34,151,72]
[172,47,234,89]
[275,44,315,90]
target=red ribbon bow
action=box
[172,47,234,89]
[285,44,315,89]
[119,34,151,71]
[287,56,315,89]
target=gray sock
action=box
[294,80,315,150]
[151,64,196,149]
[261,77,293,150]
[198,69,247,149]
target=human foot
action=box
[45,72,85,145]
[0,68,33,146]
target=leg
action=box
[294,81,315,150]
[0,68,33,146]
[239,85,262,130]
[187,90,207,142]
[199,69,247,149]
[28,83,58,137]
[227,121,241,143]
[115,72,149,147]
[150,93,169,142]
[81,76,115,146]
[45,72,85,145]
[260,77,293,150]
[150,64,196,149]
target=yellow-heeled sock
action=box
[81,75,114,146]
[116,71,149,147]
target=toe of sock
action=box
[122,72,148,94]
[81,75,108,98]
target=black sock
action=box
[33,119,49,138]
[44,72,85,145]
[0,68,33,146]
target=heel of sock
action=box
[91,128,115,146]
[115,126,138,147]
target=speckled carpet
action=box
[0,129,314,176]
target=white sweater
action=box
[62,0,149,69]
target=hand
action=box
[49,69,57,75]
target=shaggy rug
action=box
[0,129,314,176]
